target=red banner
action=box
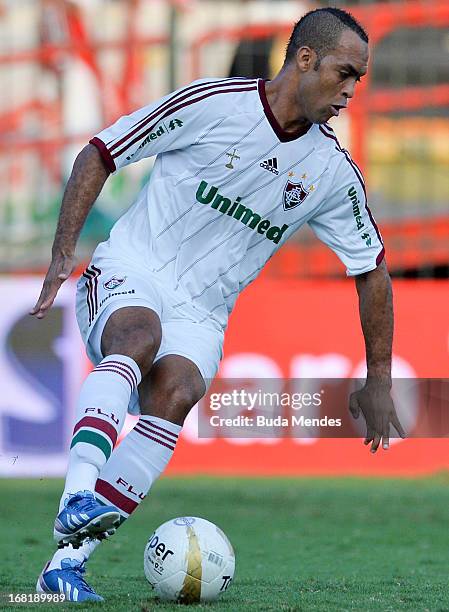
[163,279,449,475]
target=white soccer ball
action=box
[144,516,235,603]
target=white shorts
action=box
[75,256,224,414]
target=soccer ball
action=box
[144,516,235,603]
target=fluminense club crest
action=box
[103,276,126,291]
[283,179,309,211]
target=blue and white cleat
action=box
[36,558,103,602]
[54,490,120,548]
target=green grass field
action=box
[2,476,449,611]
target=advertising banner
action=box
[0,279,84,477]
[1,277,448,477]
[166,278,449,475]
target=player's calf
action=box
[139,355,206,424]
[101,306,162,376]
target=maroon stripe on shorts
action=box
[83,277,93,324]
[82,268,95,324]
[83,266,101,325]
[90,265,101,314]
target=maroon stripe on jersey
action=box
[112,85,258,160]
[322,126,368,197]
[319,125,366,191]
[95,478,138,514]
[106,78,250,149]
[96,361,138,389]
[134,426,176,450]
[90,136,116,173]
[376,247,385,266]
[73,416,118,446]
[136,420,178,444]
[318,125,384,248]
[100,360,139,388]
[109,79,256,154]
[139,417,178,441]
[92,367,134,392]
[364,209,384,247]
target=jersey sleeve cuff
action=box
[376,246,385,267]
[346,247,386,276]
[89,137,116,173]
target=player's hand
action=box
[30,252,76,319]
[349,382,406,453]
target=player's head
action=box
[284,8,369,124]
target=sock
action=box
[95,415,181,520]
[59,355,142,510]
[47,415,181,569]
[47,539,100,571]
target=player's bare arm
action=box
[30,144,109,319]
[349,260,405,452]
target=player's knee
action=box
[121,328,159,371]
[103,329,158,374]
[141,378,205,423]
[101,307,162,374]
[166,382,204,413]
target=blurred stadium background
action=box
[1,0,449,480]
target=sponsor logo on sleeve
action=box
[348,186,365,231]
[168,118,183,130]
[126,118,184,160]
[361,232,372,247]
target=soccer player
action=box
[31,8,404,601]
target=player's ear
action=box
[296,46,315,72]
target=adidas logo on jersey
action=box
[260,158,279,175]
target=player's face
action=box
[297,30,368,124]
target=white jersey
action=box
[90,77,384,331]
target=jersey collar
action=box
[257,79,312,143]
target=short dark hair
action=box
[284,8,368,68]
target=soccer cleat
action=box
[36,558,103,602]
[54,490,120,548]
